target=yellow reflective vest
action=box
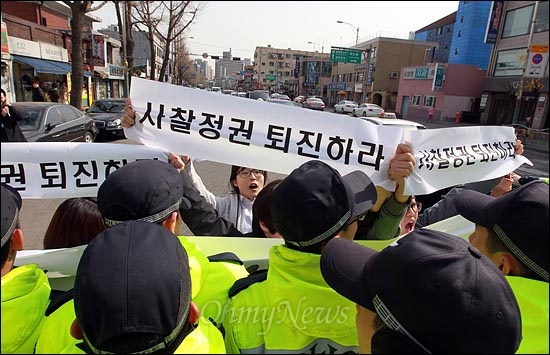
[223,245,359,353]
[58,317,226,354]
[1,263,51,354]
[35,237,247,353]
[507,276,549,354]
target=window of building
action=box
[437,27,443,35]
[423,96,436,107]
[269,61,274,67]
[454,48,459,55]
[461,16,464,23]
[457,30,461,37]
[535,1,549,33]
[412,95,421,105]
[443,44,448,49]
[494,48,527,76]
[502,4,534,38]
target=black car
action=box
[86,98,126,138]
[12,102,98,142]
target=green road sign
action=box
[330,48,362,64]
[265,74,277,81]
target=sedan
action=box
[333,100,358,114]
[302,97,325,111]
[12,102,98,142]
[86,98,126,138]
[361,117,427,131]
[269,98,298,107]
[352,103,385,117]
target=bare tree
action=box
[62,1,108,109]
[114,1,135,92]
[132,1,200,82]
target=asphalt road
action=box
[18,136,548,251]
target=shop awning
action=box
[12,55,68,75]
[13,55,93,77]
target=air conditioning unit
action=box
[390,71,399,78]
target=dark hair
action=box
[229,165,268,194]
[0,88,6,97]
[251,179,283,237]
[486,229,541,281]
[43,197,105,249]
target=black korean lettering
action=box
[296,130,322,158]
[198,112,223,139]
[1,163,26,190]
[103,159,129,178]
[170,107,196,134]
[326,136,354,164]
[357,142,384,171]
[264,125,291,153]
[471,144,490,163]
[138,102,165,129]
[40,162,67,189]
[73,161,99,188]
[228,118,253,146]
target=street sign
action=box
[330,48,362,64]
[265,74,277,81]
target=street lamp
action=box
[336,20,359,46]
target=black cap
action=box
[74,220,191,353]
[97,159,191,226]
[270,160,377,248]
[455,180,549,282]
[321,229,522,354]
[1,183,22,248]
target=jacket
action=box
[35,237,248,353]
[59,317,226,354]
[356,192,409,240]
[507,276,549,354]
[1,264,51,354]
[182,160,254,234]
[1,105,27,142]
[223,244,358,353]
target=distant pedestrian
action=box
[1,88,27,142]
[427,106,435,123]
[31,79,45,102]
[47,82,60,103]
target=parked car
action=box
[293,95,305,103]
[12,102,98,142]
[269,98,298,107]
[248,90,270,101]
[352,103,385,117]
[302,97,325,111]
[361,117,427,130]
[86,98,126,138]
[333,100,358,114]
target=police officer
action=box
[1,183,51,353]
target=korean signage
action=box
[265,74,276,81]
[403,66,435,80]
[485,1,504,44]
[525,44,548,78]
[92,34,105,67]
[432,63,445,91]
[1,22,9,54]
[294,57,300,78]
[330,48,362,64]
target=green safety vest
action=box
[58,317,226,354]
[35,237,247,353]
[178,236,249,326]
[223,244,359,354]
[507,276,549,354]
[1,263,51,354]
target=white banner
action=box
[1,142,169,199]
[124,78,530,195]
[1,79,531,199]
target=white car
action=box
[333,100,358,114]
[361,117,427,130]
[352,103,385,117]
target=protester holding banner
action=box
[1,183,51,354]
[1,88,27,142]
[455,180,549,354]
[223,160,378,353]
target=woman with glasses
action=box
[177,155,268,234]
[399,196,422,236]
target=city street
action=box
[18,133,548,251]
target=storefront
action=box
[94,65,126,99]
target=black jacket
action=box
[1,105,27,142]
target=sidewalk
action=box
[405,116,549,154]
